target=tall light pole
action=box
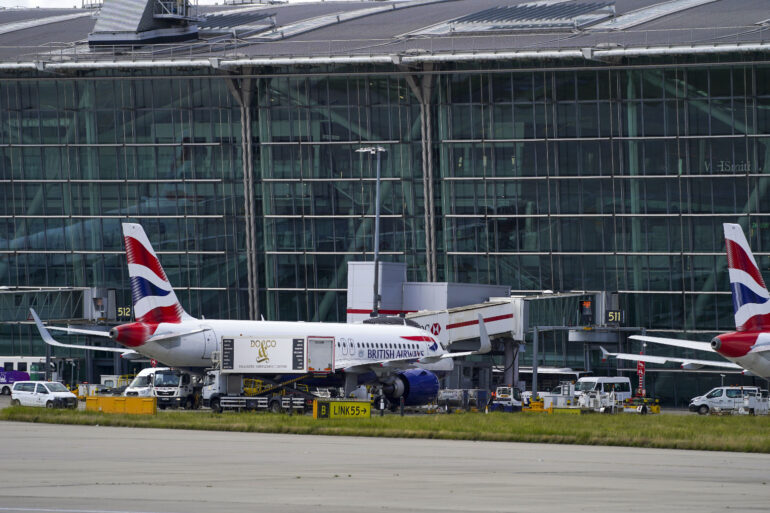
[356,146,386,317]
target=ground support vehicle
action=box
[203,370,315,413]
[11,381,77,408]
[439,389,487,412]
[735,391,770,415]
[622,396,661,414]
[689,386,761,415]
[489,386,523,412]
[575,391,621,413]
[96,374,135,396]
[539,381,577,409]
[574,377,632,403]
[203,335,335,413]
[123,367,170,398]
[121,367,199,409]
[153,369,201,410]
[77,383,107,399]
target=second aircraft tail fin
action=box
[724,223,770,331]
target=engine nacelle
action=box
[382,369,439,406]
[110,322,152,347]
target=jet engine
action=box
[382,369,439,406]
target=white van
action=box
[574,376,633,402]
[11,381,77,408]
[123,367,170,397]
[689,386,760,415]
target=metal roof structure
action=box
[0,0,767,70]
[452,2,615,25]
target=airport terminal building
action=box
[0,0,769,399]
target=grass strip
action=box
[3,406,770,453]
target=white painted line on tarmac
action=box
[0,508,173,513]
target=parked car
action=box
[11,381,77,409]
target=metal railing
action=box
[0,25,768,65]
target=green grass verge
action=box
[3,406,770,453]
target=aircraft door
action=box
[202,329,216,361]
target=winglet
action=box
[477,314,492,354]
[30,308,59,347]
[599,346,610,361]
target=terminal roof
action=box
[0,0,767,69]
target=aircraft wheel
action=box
[697,405,709,415]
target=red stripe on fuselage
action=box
[401,335,435,342]
[726,239,767,289]
[124,236,168,283]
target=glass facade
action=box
[1,60,770,387]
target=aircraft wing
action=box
[600,347,742,370]
[629,335,714,353]
[30,308,135,356]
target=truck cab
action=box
[201,370,225,410]
[123,367,168,397]
[490,386,523,412]
[689,386,760,415]
[153,369,200,409]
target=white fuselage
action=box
[729,351,770,379]
[136,319,451,373]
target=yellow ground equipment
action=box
[522,398,551,414]
[86,396,157,415]
[623,397,661,414]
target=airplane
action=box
[31,222,492,406]
[601,223,770,380]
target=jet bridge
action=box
[407,298,527,390]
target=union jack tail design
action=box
[122,223,193,325]
[724,223,770,332]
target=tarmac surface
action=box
[0,420,769,513]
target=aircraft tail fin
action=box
[724,223,770,331]
[122,223,194,324]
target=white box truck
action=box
[204,336,335,413]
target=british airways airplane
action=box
[602,223,770,379]
[32,223,491,406]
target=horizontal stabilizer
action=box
[147,328,205,343]
[30,308,130,355]
[47,325,111,338]
[600,346,741,370]
[629,335,714,353]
